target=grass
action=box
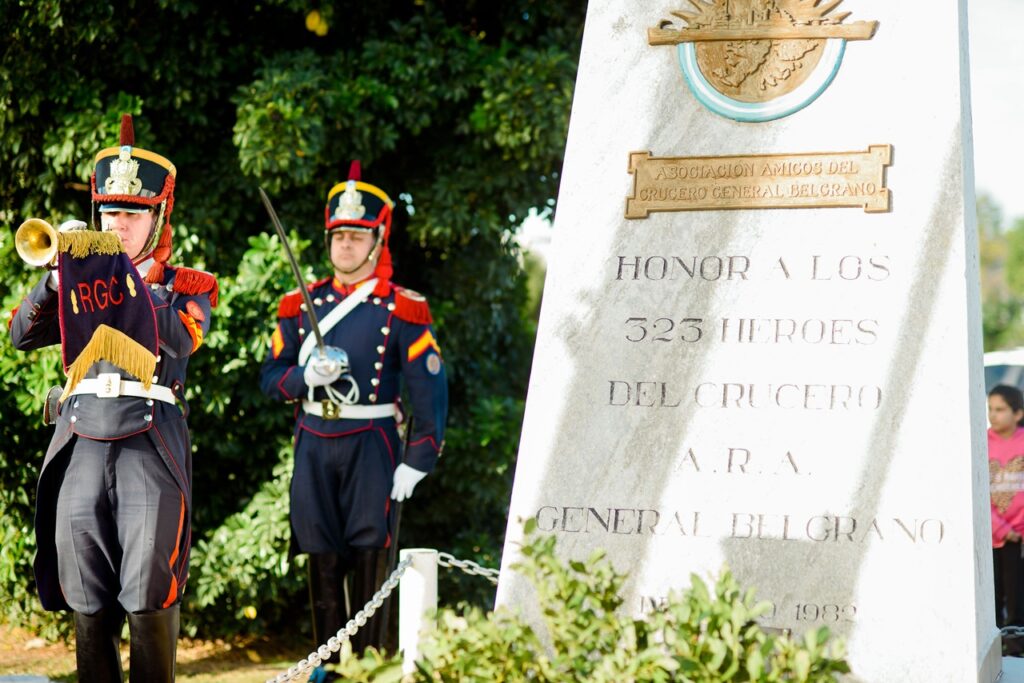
[0,626,321,683]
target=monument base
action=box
[1003,656,1024,682]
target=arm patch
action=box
[177,309,204,352]
[270,324,285,359]
[408,329,441,362]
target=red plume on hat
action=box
[119,114,135,146]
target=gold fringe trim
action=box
[60,324,156,402]
[58,231,125,258]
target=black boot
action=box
[74,607,125,683]
[127,605,179,683]
[349,547,390,654]
[308,553,350,666]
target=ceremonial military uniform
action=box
[8,115,216,683]
[259,163,447,666]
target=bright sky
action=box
[970,0,1024,223]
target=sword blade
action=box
[258,187,326,354]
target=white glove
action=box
[390,463,427,502]
[303,347,344,387]
[58,219,88,232]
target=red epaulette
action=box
[277,277,330,318]
[393,287,433,325]
[173,267,220,308]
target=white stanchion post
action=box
[399,548,438,674]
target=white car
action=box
[984,348,1024,393]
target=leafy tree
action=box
[0,0,584,638]
[978,193,1024,350]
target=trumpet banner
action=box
[56,231,158,399]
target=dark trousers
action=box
[54,434,186,614]
[290,427,397,553]
[994,541,1024,627]
[293,426,399,659]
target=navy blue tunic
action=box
[259,276,447,553]
[9,265,214,612]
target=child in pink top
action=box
[989,384,1024,627]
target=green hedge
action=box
[334,524,851,682]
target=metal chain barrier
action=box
[265,551,501,682]
[1002,624,1024,657]
[266,556,413,683]
[1002,625,1024,641]
[437,551,500,586]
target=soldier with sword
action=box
[259,162,447,680]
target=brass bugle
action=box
[15,218,58,268]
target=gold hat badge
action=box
[104,147,144,196]
[334,180,367,221]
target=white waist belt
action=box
[69,373,177,405]
[302,400,397,420]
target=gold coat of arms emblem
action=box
[650,0,877,121]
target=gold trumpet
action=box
[15,218,58,268]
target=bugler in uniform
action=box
[259,161,447,675]
[8,115,217,683]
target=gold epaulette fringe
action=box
[57,231,125,258]
[60,324,157,402]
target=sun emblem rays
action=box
[651,0,877,44]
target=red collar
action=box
[332,275,375,296]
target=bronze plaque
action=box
[625,145,892,218]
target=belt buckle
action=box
[96,373,122,398]
[321,400,342,420]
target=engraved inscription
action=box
[625,146,892,217]
[614,254,891,282]
[639,596,858,625]
[718,318,879,345]
[674,446,805,476]
[535,507,947,544]
[615,255,750,281]
[608,380,883,411]
[620,316,878,345]
[793,603,858,623]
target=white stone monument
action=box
[497,1,1004,681]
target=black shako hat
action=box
[324,160,394,233]
[92,114,176,214]
[90,114,177,278]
